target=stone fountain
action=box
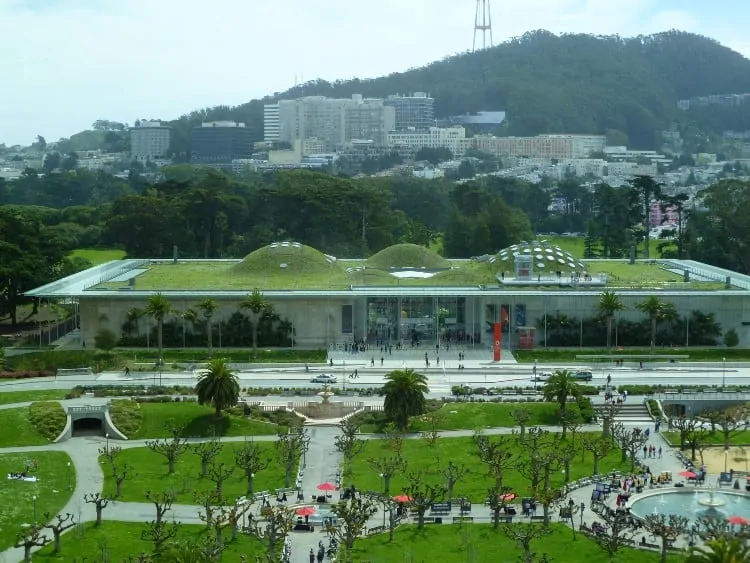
[697,487,726,509]
[292,383,360,421]
[318,383,335,404]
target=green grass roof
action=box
[366,244,449,269]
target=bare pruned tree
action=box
[501,523,551,563]
[582,435,612,476]
[405,471,444,529]
[14,524,49,563]
[594,509,637,560]
[642,514,689,563]
[248,504,295,562]
[141,490,179,556]
[612,423,648,471]
[42,512,76,554]
[83,492,111,526]
[275,428,310,488]
[594,402,621,439]
[334,418,367,474]
[146,427,189,474]
[439,460,468,502]
[512,407,533,438]
[327,498,378,561]
[191,437,222,477]
[368,456,405,495]
[206,461,234,502]
[235,439,272,495]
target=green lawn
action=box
[663,430,750,447]
[546,235,663,260]
[358,402,577,433]
[514,348,750,363]
[349,435,628,501]
[32,521,264,561]
[0,390,69,406]
[0,408,53,447]
[0,452,75,552]
[352,523,679,563]
[130,402,281,439]
[69,248,126,265]
[100,443,289,503]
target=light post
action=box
[379,473,385,495]
[725,449,729,473]
[32,495,37,524]
[342,360,346,394]
[568,498,576,537]
[66,462,71,490]
[579,502,585,528]
[250,473,255,495]
[105,433,110,454]
[722,357,726,389]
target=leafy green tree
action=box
[234,439,271,495]
[94,328,118,356]
[144,293,172,361]
[628,175,663,259]
[597,291,625,349]
[198,298,218,355]
[541,370,580,437]
[382,369,429,430]
[240,289,272,355]
[196,359,240,419]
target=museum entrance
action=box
[366,297,467,347]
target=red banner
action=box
[493,322,502,361]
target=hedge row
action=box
[28,401,66,441]
[0,370,54,379]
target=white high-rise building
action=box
[263,103,280,142]
[130,121,171,161]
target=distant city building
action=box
[130,121,171,161]
[451,111,506,130]
[270,95,395,151]
[388,126,472,157]
[473,134,606,160]
[384,93,434,131]
[263,104,280,141]
[678,93,750,110]
[190,121,254,164]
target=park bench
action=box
[452,516,474,523]
[430,502,451,515]
[56,367,94,377]
[367,526,385,536]
[530,516,546,523]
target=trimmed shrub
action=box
[0,371,54,379]
[28,401,66,441]
[109,399,142,438]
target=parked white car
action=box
[310,374,337,383]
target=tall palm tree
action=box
[240,289,273,355]
[196,358,240,419]
[144,293,171,362]
[541,369,580,438]
[181,308,197,348]
[636,296,671,353]
[123,307,143,338]
[198,298,218,356]
[685,538,750,563]
[597,290,625,349]
[382,369,429,430]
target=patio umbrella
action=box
[678,470,697,479]
[392,495,411,503]
[499,492,518,502]
[295,506,317,516]
[317,482,336,491]
[727,515,750,526]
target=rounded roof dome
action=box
[232,242,339,275]
[366,244,449,269]
[495,240,586,271]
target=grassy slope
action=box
[0,452,74,552]
[0,408,52,447]
[0,390,68,406]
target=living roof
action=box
[87,256,726,292]
[366,244,449,269]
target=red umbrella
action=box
[499,492,518,502]
[317,482,336,491]
[678,470,697,479]
[295,506,317,516]
[392,495,411,503]
[728,515,750,526]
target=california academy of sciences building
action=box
[27,242,750,350]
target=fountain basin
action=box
[629,488,750,524]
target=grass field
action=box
[0,452,75,552]
[69,248,126,265]
[127,402,282,439]
[662,430,750,447]
[0,390,69,406]
[32,521,264,561]
[546,235,664,259]
[0,408,54,447]
[349,435,628,501]
[100,442,290,503]
[352,523,678,563]
[357,402,581,433]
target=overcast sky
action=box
[1,0,749,146]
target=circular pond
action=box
[629,488,750,524]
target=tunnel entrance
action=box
[72,417,104,437]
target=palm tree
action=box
[685,538,750,563]
[597,290,624,349]
[123,307,143,338]
[541,369,580,438]
[240,289,273,355]
[196,358,240,419]
[144,293,171,362]
[198,298,218,356]
[382,369,429,430]
[181,308,197,348]
[636,296,671,353]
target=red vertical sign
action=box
[493,322,502,361]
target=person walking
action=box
[658,446,662,458]
[309,548,315,563]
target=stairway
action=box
[614,402,653,426]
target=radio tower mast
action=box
[472,0,493,52]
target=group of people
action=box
[309,539,337,562]
[643,444,662,459]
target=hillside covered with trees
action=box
[138,30,750,155]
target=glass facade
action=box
[366,297,470,345]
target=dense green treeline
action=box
[150,31,750,155]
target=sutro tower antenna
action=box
[472,0,493,52]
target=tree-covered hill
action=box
[85,30,750,155]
